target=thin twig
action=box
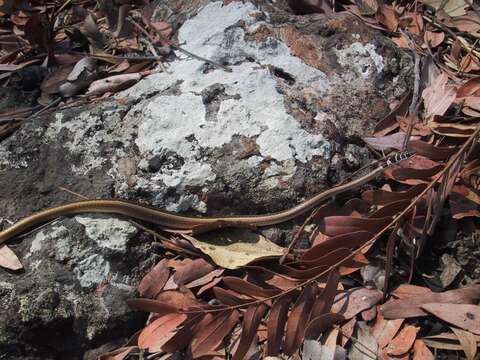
[57,187,89,200]
[399,30,422,150]
[280,207,320,264]
[0,97,62,124]
[128,17,232,73]
[336,326,378,359]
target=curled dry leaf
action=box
[185,268,224,289]
[86,73,143,96]
[138,313,187,352]
[407,140,457,160]
[392,284,432,298]
[457,76,480,98]
[424,31,445,48]
[212,287,253,306]
[126,298,180,315]
[312,269,340,319]
[156,288,198,308]
[421,0,469,16]
[0,245,23,270]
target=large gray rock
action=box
[0,0,412,358]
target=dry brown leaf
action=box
[284,284,317,356]
[138,313,187,352]
[266,294,292,356]
[232,304,267,360]
[457,76,480,98]
[412,340,435,360]
[372,311,404,349]
[451,327,477,360]
[0,245,23,270]
[138,259,169,298]
[190,311,240,358]
[422,73,457,120]
[332,287,383,319]
[424,31,445,48]
[386,325,419,355]
[452,15,480,33]
[362,132,420,151]
[421,303,480,334]
[376,5,399,31]
[381,285,480,319]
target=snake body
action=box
[0,166,386,245]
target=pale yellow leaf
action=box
[0,245,23,270]
[182,229,284,269]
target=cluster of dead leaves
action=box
[344,0,480,78]
[0,0,172,114]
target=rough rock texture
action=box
[0,0,412,358]
[0,216,158,359]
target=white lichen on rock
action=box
[74,215,137,253]
[124,1,332,199]
[335,42,384,79]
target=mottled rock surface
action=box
[0,0,412,358]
